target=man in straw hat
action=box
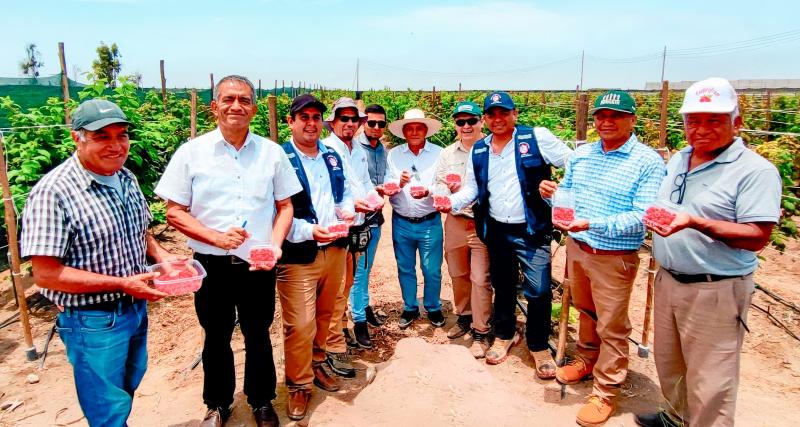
[385,108,445,329]
[539,90,666,426]
[441,92,572,372]
[637,77,781,427]
[321,97,383,377]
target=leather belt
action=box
[73,295,137,311]
[575,239,638,256]
[194,253,246,265]
[394,212,439,223]
[666,270,742,284]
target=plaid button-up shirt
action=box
[21,154,152,307]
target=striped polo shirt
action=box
[21,154,152,307]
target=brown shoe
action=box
[312,362,340,392]
[485,332,521,365]
[253,403,279,427]
[576,395,615,427]
[469,330,491,359]
[200,407,228,427]
[287,389,311,421]
[556,357,594,384]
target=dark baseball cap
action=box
[483,91,515,112]
[589,90,637,115]
[71,99,129,131]
[290,94,327,116]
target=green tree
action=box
[91,42,122,88]
[19,43,44,78]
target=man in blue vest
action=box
[443,92,572,374]
[277,94,356,421]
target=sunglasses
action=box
[670,171,687,205]
[367,120,387,128]
[455,117,480,127]
[337,116,360,123]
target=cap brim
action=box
[388,118,442,139]
[589,106,636,115]
[451,111,481,118]
[483,105,514,113]
[292,100,328,117]
[80,117,130,131]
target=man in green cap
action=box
[21,98,182,426]
[434,101,493,358]
[539,90,666,426]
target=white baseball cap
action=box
[679,77,739,116]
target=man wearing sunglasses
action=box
[433,101,493,358]
[637,78,781,427]
[442,92,572,372]
[321,97,383,377]
[539,90,666,427]
[351,104,391,344]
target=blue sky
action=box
[2,0,799,90]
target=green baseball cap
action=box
[589,90,636,115]
[452,101,482,117]
[71,99,129,131]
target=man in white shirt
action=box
[277,94,356,421]
[386,109,445,329]
[156,75,300,427]
[442,92,572,373]
[321,97,383,376]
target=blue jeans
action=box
[392,214,443,312]
[56,300,149,427]
[350,225,382,322]
[485,219,553,351]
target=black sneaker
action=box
[398,310,420,329]
[635,411,683,427]
[428,310,446,328]
[365,305,385,327]
[325,351,356,378]
[353,321,372,349]
[343,328,358,348]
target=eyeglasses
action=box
[337,116,360,123]
[670,171,688,205]
[455,117,480,127]
[367,120,387,128]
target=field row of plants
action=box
[1,78,798,247]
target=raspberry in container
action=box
[409,184,427,198]
[643,200,681,230]
[445,173,462,185]
[249,244,277,269]
[383,179,401,195]
[327,221,350,238]
[148,260,207,296]
[552,187,576,226]
[365,189,384,210]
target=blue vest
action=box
[471,125,552,242]
[280,142,346,264]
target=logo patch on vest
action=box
[518,134,532,140]
[286,153,296,159]
[328,156,339,168]
[519,142,530,155]
[474,147,487,154]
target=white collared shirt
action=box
[385,141,443,218]
[286,139,355,243]
[155,128,302,255]
[450,127,571,223]
[322,133,373,199]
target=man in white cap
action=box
[321,97,383,377]
[386,109,445,329]
[637,77,781,427]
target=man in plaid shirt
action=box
[540,90,666,427]
[21,98,181,426]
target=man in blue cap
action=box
[442,92,572,374]
[21,98,182,426]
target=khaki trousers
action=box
[327,252,358,353]
[654,268,754,427]
[277,246,346,389]
[566,237,639,400]
[444,214,492,333]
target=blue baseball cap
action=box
[483,91,515,112]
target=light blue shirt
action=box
[86,169,124,200]
[155,128,302,255]
[653,138,781,276]
[286,139,355,243]
[386,141,443,218]
[450,127,572,223]
[557,134,666,250]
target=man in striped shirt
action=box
[539,90,666,427]
[21,98,180,427]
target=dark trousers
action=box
[194,254,277,409]
[485,218,552,351]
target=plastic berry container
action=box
[249,244,277,269]
[409,185,427,198]
[327,221,350,238]
[148,260,207,295]
[433,194,451,210]
[552,188,576,226]
[445,173,462,185]
[365,190,384,210]
[383,180,401,195]
[643,200,681,229]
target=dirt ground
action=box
[1,209,799,427]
